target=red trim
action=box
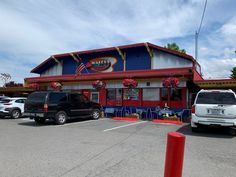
[112,117,139,121]
[31,42,195,74]
[152,119,183,125]
[26,68,193,83]
[193,69,204,81]
[194,78,236,83]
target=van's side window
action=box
[48,93,67,104]
[70,93,81,103]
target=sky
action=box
[0,0,236,85]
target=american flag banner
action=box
[76,62,86,75]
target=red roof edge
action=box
[147,42,195,61]
[193,69,204,81]
[194,78,236,83]
[26,67,193,83]
[31,56,52,73]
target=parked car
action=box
[191,89,236,135]
[24,91,101,125]
[0,96,9,101]
[0,97,27,118]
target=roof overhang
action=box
[25,68,193,84]
[194,79,236,88]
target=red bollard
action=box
[164,132,186,177]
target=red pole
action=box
[164,132,186,177]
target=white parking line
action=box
[58,119,102,127]
[103,121,147,132]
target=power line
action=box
[195,0,208,60]
[198,0,208,34]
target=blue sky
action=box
[0,0,236,85]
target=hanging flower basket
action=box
[50,82,62,90]
[92,80,106,90]
[122,79,138,88]
[27,83,40,90]
[162,77,180,88]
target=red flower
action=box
[27,83,40,90]
[162,77,180,88]
[50,82,62,90]
[123,79,138,88]
[92,80,106,90]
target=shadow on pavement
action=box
[177,124,235,139]
[18,118,92,127]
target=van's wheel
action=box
[11,109,21,119]
[34,118,46,124]
[191,127,199,133]
[55,111,67,125]
[229,128,236,136]
[91,109,101,120]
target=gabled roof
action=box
[31,42,196,74]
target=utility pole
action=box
[195,31,198,60]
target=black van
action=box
[24,91,101,125]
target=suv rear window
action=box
[27,92,47,102]
[196,92,236,105]
[48,93,67,104]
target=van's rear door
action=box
[195,92,236,118]
[24,92,47,113]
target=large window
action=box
[171,88,182,101]
[161,88,168,101]
[123,88,139,100]
[143,88,160,101]
[107,89,116,100]
[107,89,122,100]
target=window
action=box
[49,93,67,104]
[91,92,99,103]
[196,92,236,105]
[15,99,25,103]
[161,88,168,101]
[107,89,122,100]
[123,88,139,100]
[171,88,182,101]
[107,89,116,100]
[27,92,47,102]
[143,88,160,101]
[70,93,80,103]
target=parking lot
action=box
[0,118,236,177]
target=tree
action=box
[230,67,236,78]
[165,43,186,54]
[0,73,11,87]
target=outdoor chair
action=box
[136,108,148,120]
[104,107,115,118]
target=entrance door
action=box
[91,91,99,103]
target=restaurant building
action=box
[25,42,203,109]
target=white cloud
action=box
[0,0,236,83]
[199,58,236,79]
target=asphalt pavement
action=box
[0,117,235,177]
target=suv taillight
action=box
[43,104,48,112]
[191,105,196,114]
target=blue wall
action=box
[42,46,152,75]
[124,47,151,70]
[62,57,77,74]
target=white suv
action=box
[0,97,27,119]
[191,89,236,134]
